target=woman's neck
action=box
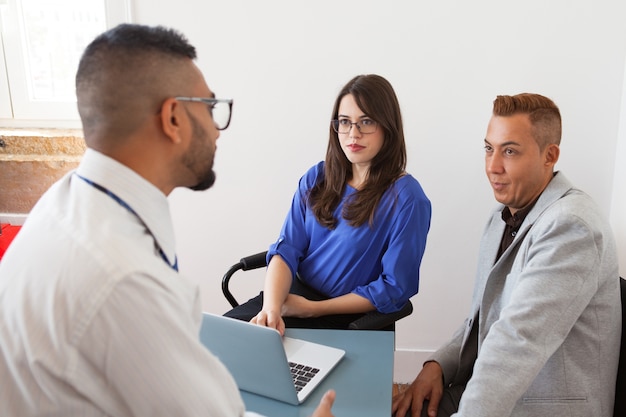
[349,165,369,190]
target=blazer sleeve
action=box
[428,319,468,386]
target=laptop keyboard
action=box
[289,361,320,392]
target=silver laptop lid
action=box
[199,313,299,404]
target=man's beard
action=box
[190,170,216,191]
[185,111,217,191]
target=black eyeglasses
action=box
[175,97,233,130]
[331,118,378,134]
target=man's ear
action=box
[159,97,184,144]
[545,143,560,166]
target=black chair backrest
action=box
[615,277,625,417]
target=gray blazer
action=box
[431,172,621,417]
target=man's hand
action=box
[250,310,286,336]
[392,361,444,417]
[310,389,336,417]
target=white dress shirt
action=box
[0,149,255,416]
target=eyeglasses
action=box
[331,118,378,134]
[175,97,233,130]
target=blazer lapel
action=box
[490,172,574,270]
[473,172,575,344]
[473,212,505,309]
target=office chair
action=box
[615,277,626,417]
[222,251,413,331]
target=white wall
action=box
[611,59,626,278]
[132,1,626,382]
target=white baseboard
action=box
[0,213,27,225]
[393,349,434,383]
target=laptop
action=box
[199,313,345,405]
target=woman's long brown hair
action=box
[309,74,407,229]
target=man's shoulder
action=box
[531,172,599,218]
[543,180,600,218]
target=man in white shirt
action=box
[0,23,335,417]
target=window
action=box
[0,0,131,127]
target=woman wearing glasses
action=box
[225,74,431,335]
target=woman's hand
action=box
[250,309,286,336]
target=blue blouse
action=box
[268,161,431,313]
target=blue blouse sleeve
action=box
[266,162,324,277]
[352,177,432,313]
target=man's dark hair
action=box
[76,24,197,142]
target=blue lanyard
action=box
[75,173,179,272]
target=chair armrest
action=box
[348,301,414,330]
[223,251,415,331]
[240,251,268,270]
[222,251,269,308]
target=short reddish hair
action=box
[493,93,561,148]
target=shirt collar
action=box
[501,198,538,228]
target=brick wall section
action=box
[0,129,86,214]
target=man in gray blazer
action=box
[392,93,621,417]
